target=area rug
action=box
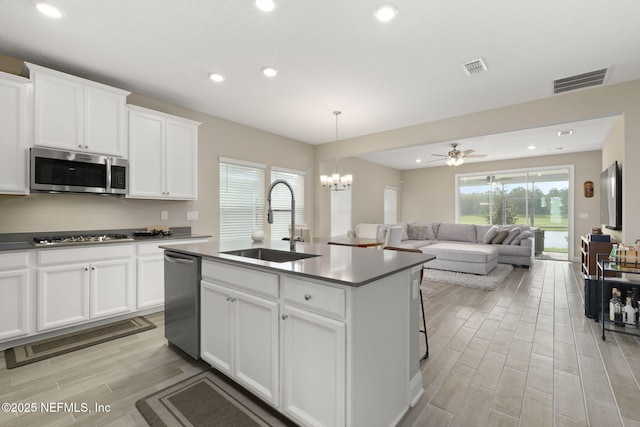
[423,263,513,291]
[136,370,297,427]
[4,316,156,369]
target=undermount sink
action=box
[221,248,320,263]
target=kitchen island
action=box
[161,239,434,427]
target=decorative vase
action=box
[251,229,265,242]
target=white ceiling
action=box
[358,115,619,170]
[1,0,639,154]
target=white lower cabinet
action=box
[137,238,208,309]
[282,305,346,427]
[200,260,417,427]
[0,252,31,341]
[201,276,279,405]
[36,244,134,332]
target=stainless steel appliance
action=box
[164,251,201,359]
[32,233,133,246]
[30,147,127,195]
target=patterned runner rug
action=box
[4,316,156,369]
[136,370,297,427]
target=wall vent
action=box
[553,68,608,94]
[463,58,488,76]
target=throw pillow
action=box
[407,224,430,240]
[503,227,521,245]
[491,229,509,244]
[511,230,533,245]
[482,225,499,244]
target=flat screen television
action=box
[600,161,622,230]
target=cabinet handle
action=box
[226,297,236,302]
[91,267,95,271]
[84,267,88,271]
[281,314,288,320]
[304,293,312,301]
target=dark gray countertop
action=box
[161,239,435,287]
[0,227,209,252]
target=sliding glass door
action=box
[457,167,571,260]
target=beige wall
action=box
[401,150,602,259]
[316,157,401,236]
[601,116,625,243]
[0,56,315,238]
[316,80,640,247]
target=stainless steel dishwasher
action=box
[164,250,201,359]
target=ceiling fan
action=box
[430,143,487,166]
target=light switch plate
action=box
[186,211,199,220]
[161,211,168,220]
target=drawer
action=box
[202,260,278,299]
[38,243,134,266]
[283,276,346,319]
[0,251,30,270]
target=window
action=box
[219,158,265,241]
[269,168,305,240]
[456,166,572,259]
[331,190,352,237]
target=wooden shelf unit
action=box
[581,236,614,277]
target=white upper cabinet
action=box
[0,72,29,195]
[127,105,200,200]
[25,62,130,157]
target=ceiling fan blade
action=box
[465,154,487,158]
[430,154,448,157]
[459,149,475,155]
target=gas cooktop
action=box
[32,233,134,246]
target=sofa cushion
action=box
[491,230,509,244]
[425,242,499,263]
[481,225,499,244]
[503,227,521,245]
[407,223,435,240]
[436,223,476,243]
[511,230,533,245]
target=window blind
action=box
[331,190,352,237]
[219,160,265,241]
[270,168,305,240]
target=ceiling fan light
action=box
[455,157,464,166]
[446,157,455,166]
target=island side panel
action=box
[348,268,418,427]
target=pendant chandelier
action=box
[320,111,353,191]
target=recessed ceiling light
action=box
[374,3,398,22]
[528,145,536,150]
[415,159,422,163]
[255,0,276,12]
[261,66,278,77]
[208,72,225,83]
[558,130,573,136]
[35,2,62,18]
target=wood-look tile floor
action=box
[1,260,638,426]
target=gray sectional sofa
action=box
[356,222,534,275]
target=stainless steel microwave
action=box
[30,147,127,195]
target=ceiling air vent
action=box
[463,58,488,76]
[553,68,608,94]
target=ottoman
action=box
[421,243,499,275]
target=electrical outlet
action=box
[579,213,589,219]
[186,211,199,221]
[161,211,169,220]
